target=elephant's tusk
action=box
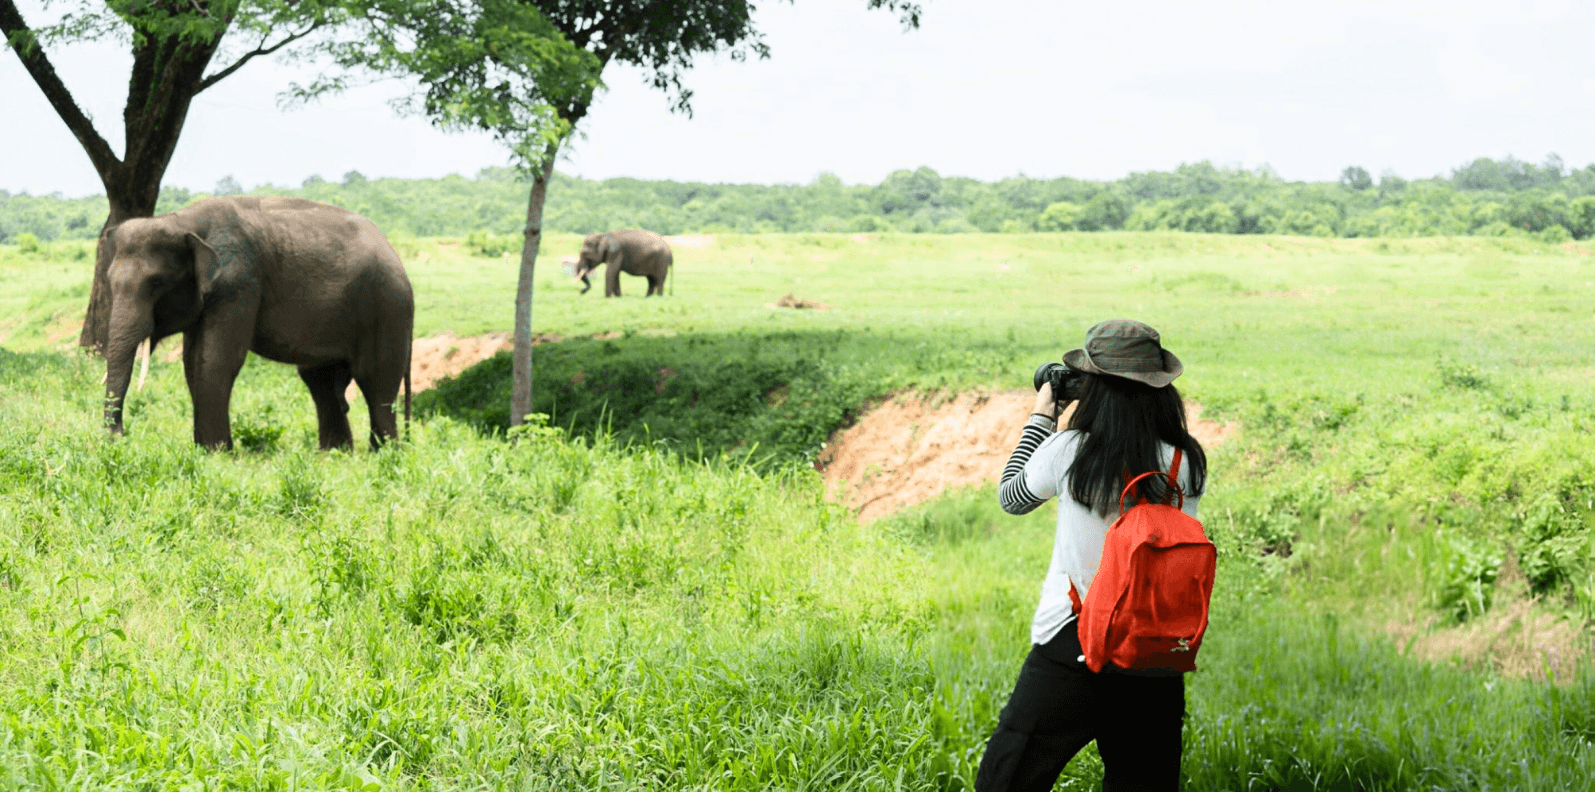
[136,338,151,392]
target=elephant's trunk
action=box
[103,299,154,436]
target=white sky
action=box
[4,0,1594,197]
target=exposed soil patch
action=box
[409,332,554,392]
[344,331,561,401]
[767,293,830,310]
[818,390,1236,522]
[664,235,715,249]
[1388,599,1588,682]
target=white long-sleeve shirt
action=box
[998,414,1203,646]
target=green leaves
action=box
[308,0,924,171]
[1433,534,1504,622]
[310,0,601,172]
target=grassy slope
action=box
[1,233,1593,789]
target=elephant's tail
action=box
[403,344,413,438]
[669,256,675,296]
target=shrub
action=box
[1185,201,1239,234]
[1437,358,1490,390]
[1569,196,1595,239]
[1539,224,1572,244]
[232,406,286,452]
[465,230,521,257]
[1037,201,1082,231]
[1077,191,1130,231]
[1267,207,1339,237]
[1433,535,1503,622]
[1517,494,1591,595]
[848,215,892,233]
[1472,220,1518,237]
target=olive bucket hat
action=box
[1062,319,1183,388]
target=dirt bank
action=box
[818,391,1237,522]
[348,331,560,401]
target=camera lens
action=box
[1033,362,1066,392]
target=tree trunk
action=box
[510,145,561,427]
[1,0,224,354]
[79,36,222,353]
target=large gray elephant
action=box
[573,229,673,296]
[95,196,414,450]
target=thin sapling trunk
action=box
[510,145,559,427]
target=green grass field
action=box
[1,232,1593,789]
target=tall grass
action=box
[4,352,1592,788]
[3,232,1594,787]
[0,351,958,787]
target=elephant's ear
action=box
[187,232,219,298]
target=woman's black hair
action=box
[1065,373,1206,517]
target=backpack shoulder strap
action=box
[1168,448,1183,503]
[1162,448,1186,507]
[1117,448,1189,513]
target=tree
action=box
[324,0,922,426]
[1338,166,1372,191]
[1077,190,1129,231]
[1037,201,1081,231]
[1378,169,1407,198]
[1568,196,1595,240]
[1542,153,1566,182]
[3,0,345,353]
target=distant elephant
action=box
[96,196,414,450]
[574,229,673,297]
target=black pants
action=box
[974,621,1186,792]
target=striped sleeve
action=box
[998,414,1055,515]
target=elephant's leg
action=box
[353,369,403,449]
[182,325,252,450]
[299,361,355,450]
[605,262,622,297]
[351,307,413,449]
[646,274,663,296]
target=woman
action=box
[976,319,1208,792]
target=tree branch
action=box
[1,0,120,178]
[196,19,326,93]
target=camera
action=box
[1033,361,1087,403]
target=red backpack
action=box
[1069,450,1216,674]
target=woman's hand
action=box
[1032,382,1057,419]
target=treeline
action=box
[6,155,1595,243]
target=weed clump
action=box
[1437,358,1491,390]
[418,331,881,466]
